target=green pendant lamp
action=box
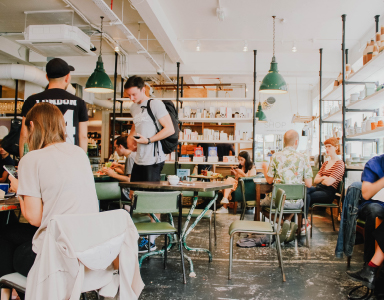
[259,16,288,94]
[256,103,267,122]
[85,16,114,94]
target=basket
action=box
[182,196,204,207]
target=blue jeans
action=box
[359,202,384,262]
[335,182,361,258]
[306,186,335,216]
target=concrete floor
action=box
[137,209,369,300]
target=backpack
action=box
[146,99,179,154]
[2,119,22,157]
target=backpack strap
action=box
[146,99,160,133]
[145,99,160,157]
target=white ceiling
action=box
[0,0,383,94]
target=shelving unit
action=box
[179,139,252,144]
[319,15,383,174]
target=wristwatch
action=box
[147,138,151,144]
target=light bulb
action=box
[114,46,120,52]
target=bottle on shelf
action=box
[363,41,369,65]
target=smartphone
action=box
[3,165,17,179]
[133,135,140,139]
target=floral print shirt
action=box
[267,146,313,184]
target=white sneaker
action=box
[216,206,229,214]
[220,197,229,204]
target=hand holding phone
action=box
[4,165,17,179]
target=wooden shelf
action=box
[323,50,384,101]
[346,126,384,139]
[179,139,252,144]
[323,88,384,122]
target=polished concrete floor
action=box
[137,209,368,300]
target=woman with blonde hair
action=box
[303,137,344,233]
[0,103,98,300]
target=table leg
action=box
[254,184,261,221]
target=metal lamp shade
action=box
[85,56,114,93]
[255,104,267,122]
[259,56,288,94]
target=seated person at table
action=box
[261,129,313,243]
[0,103,99,300]
[216,151,256,214]
[305,137,344,233]
[0,140,15,183]
[347,219,384,299]
[103,135,136,182]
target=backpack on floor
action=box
[147,99,179,154]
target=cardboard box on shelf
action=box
[193,156,205,162]
[223,156,236,163]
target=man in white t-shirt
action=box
[124,76,174,182]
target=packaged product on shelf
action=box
[179,156,191,162]
[220,132,228,141]
[226,107,232,118]
[239,106,247,118]
[193,156,205,162]
[223,156,236,163]
[194,147,204,157]
[208,147,218,157]
[191,131,198,140]
[209,107,216,118]
[220,107,226,118]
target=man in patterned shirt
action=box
[261,130,313,242]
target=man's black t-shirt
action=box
[21,89,89,146]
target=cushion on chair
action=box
[229,220,273,236]
[0,272,27,292]
[135,222,177,234]
[172,208,212,218]
[131,214,152,224]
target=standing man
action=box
[124,76,174,182]
[261,129,313,243]
[124,76,174,253]
[19,58,88,157]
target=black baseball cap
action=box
[46,58,75,79]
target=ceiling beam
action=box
[130,0,185,64]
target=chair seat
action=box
[0,272,26,292]
[229,220,273,235]
[357,219,366,226]
[263,207,303,214]
[182,191,215,198]
[135,222,177,234]
[246,201,256,207]
[131,214,152,224]
[311,203,339,208]
[172,208,212,218]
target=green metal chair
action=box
[172,191,217,252]
[131,191,186,284]
[95,182,151,224]
[262,184,309,247]
[231,176,258,215]
[228,188,287,281]
[310,181,344,238]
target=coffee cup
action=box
[168,175,180,185]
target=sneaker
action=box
[216,206,229,214]
[138,238,157,253]
[220,197,229,204]
[301,223,311,236]
[285,222,298,243]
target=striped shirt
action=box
[318,160,345,189]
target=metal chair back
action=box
[95,182,121,201]
[132,191,181,214]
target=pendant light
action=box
[259,16,288,94]
[85,16,114,93]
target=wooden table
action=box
[0,197,20,212]
[253,178,273,221]
[119,181,233,277]
[93,174,117,182]
[188,175,223,182]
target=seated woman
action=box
[0,103,99,300]
[304,137,344,233]
[216,151,256,214]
